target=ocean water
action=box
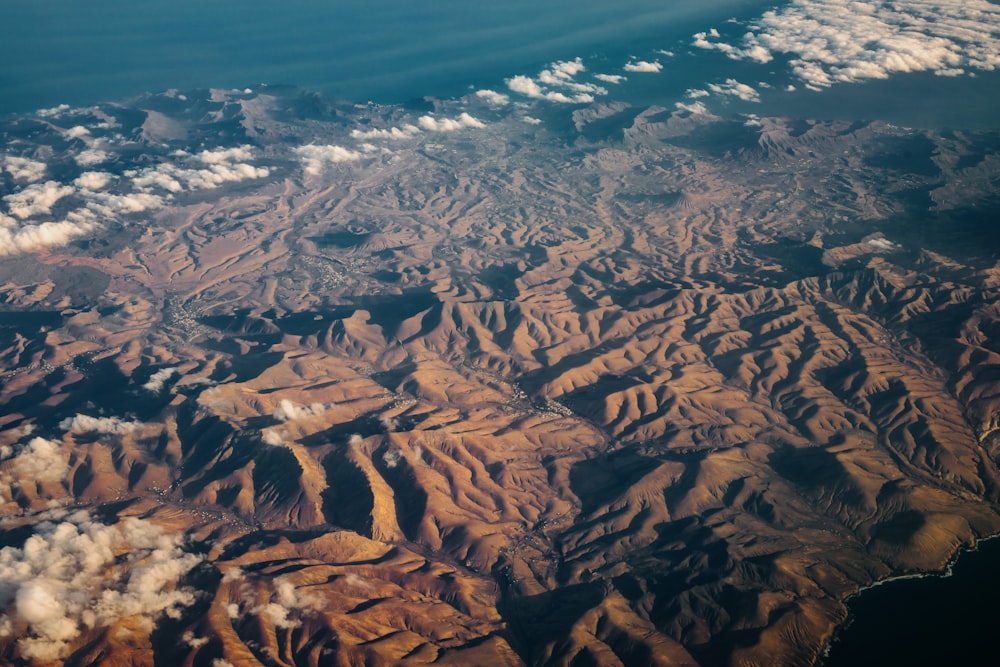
[0,0,758,113]
[2,0,999,128]
[821,537,1000,667]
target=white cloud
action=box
[506,58,606,104]
[247,577,321,630]
[36,104,70,118]
[2,157,47,183]
[417,113,485,132]
[686,88,710,99]
[0,218,98,256]
[507,75,544,98]
[59,414,142,435]
[294,145,363,175]
[382,448,403,469]
[3,182,74,219]
[867,236,899,251]
[675,101,711,115]
[707,78,761,102]
[85,192,164,216]
[350,124,420,141]
[694,0,1000,90]
[65,126,91,140]
[5,437,69,484]
[73,172,113,191]
[474,89,510,105]
[196,146,254,164]
[273,399,327,422]
[594,74,626,84]
[143,368,177,393]
[74,149,109,167]
[624,60,663,73]
[128,152,269,194]
[0,512,201,662]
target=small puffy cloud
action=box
[74,149,109,167]
[128,152,269,194]
[6,437,69,483]
[247,577,321,630]
[273,400,327,423]
[382,448,403,469]
[594,74,626,84]
[506,57,606,104]
[685,88,710,99]
[675,100,710,115]
[3,182,75,219]
[262,430,285,446]
[59,414,142,435]
[0,218,98,256]
[350,124,420,141]
[0,512,201,661]
[867,236,899,251]
[196,145,254,164]
[85,192,164,216]
[417,113,485,132]
[73,172,112,191]
[474,89,510,105]
[707,78,761,102]
[294,145,362,176]
[1,157,47,183]
[143,368,177,393]
[623,60,663,73]
[65,126,91,139]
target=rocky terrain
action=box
[0,86,999,666]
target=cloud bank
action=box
[0,512,202,662]
[694,0,1000,90]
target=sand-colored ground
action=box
[0,88,999,665]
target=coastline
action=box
[817,531,1000,665]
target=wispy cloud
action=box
[707,78,761,102]
[594,74,627,84]
[142,368,177,393]
[273,399,328,422]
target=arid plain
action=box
[1,87,999,666]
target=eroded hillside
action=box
[0,88,999,666]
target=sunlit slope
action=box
[0,90,998,666]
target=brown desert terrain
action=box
[0,87,999,666]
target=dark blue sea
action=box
[822,536,1000,667]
